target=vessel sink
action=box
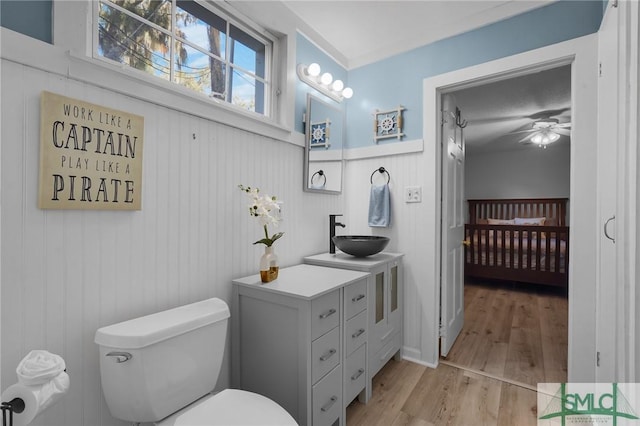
[332,235,390,257]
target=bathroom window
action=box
[95,0,272,115]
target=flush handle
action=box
[106,351,132,363]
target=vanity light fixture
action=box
[297,63,353,102]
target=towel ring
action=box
[370,167,390,184]
[311,170,327,188]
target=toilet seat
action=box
[156,389,297,426]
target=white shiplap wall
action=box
[342,153,428,362]
[0,59,342,426]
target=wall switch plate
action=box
[405,186,422,203]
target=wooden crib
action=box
[464,198,569,288]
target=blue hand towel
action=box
[368,184,390,227]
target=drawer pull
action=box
[352,328,365,339]
[351,294,365,303]
[319,348,337,361]
[319,308,337,319]
[320,395,338,412]
[351,368,365,381]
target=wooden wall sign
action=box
[38,91,144,210]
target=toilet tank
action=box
[94,298,230,423]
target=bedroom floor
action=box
[443,278,568,388]
[345,279,568,426]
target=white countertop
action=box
[232,264,370,300]
[303,251,404,271]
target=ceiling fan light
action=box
[547,131,560,143]
[531,134,543,144]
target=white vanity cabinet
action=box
[231,264,370,426]
[303,252,404,388]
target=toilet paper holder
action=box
[1,397,25,426]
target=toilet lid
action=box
[157,389,298,426]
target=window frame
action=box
[92,0,274,117]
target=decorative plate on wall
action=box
[310,119,331,148]
[374,106,405,142]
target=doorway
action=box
[421,34,599,383]
[439,66,571,388]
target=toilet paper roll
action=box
[1,372,70,426]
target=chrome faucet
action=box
[329,214,346,254]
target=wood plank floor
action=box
[444,279,568,388]
[346,280,567,426]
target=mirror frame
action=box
[303,94,344,194]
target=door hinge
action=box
[596,351,601,367]
[439,323,446,337]
[599,62,603,77]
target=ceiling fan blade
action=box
[517,132,537,144]
[554,128,571,136]
[507,128,537,135]
[554,122,572,128]
[527,107,571,120]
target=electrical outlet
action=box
[405,186,422,203]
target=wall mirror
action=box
[304,94,344,193]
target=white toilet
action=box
[94,298,297,426]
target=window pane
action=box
[99,2,170,80]
[176,0,226,59]
[175,43,226,99]
[106,0,172,30]
[230,25,265,78]
[231,68,263,112]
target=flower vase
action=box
[259,246,279,283]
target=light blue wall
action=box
[345,0,603,148]
[0,0,52,44]
[294,32,348,134]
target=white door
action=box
[595,0,619,381]
[440,93,465,357]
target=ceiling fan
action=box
[499,108,571,147]
[513,118,571,147]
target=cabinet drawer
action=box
[313,364,342,426]
[344,278,367,320]
[345,309,367,356]
[311,290,340,340]
[370,331,401,378]
[312,327,340,383]
[344,344,366,405]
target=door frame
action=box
[421,34,599,382]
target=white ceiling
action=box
[282,0,555,69]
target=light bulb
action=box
[307,63,321,77]
[342,87,353,99]
[320,72,333,85]
[332,80,344,92]
[531,134,542,144]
